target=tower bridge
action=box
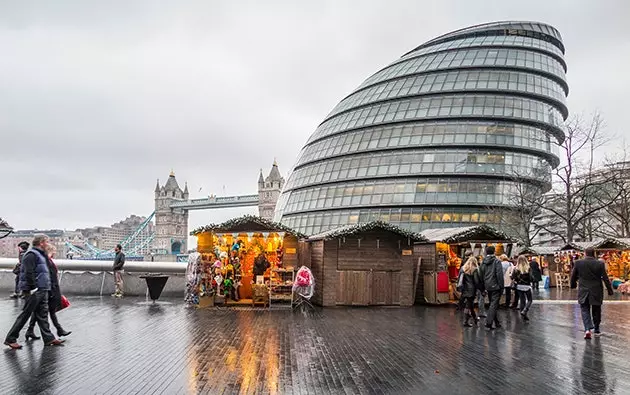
[65,161,284,259]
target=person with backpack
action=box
[457,256,482,327]
[478,246,504,330]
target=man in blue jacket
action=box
[4,235,64,349]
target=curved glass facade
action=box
[276,21,567,235]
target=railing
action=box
[0,258,186,274]
[170,194,259,209]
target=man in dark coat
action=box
[478,245,504,330]
[10,242,29,299]
[570,247,614,339]
[530,257,543,290]
[112,244,125,297]
[4,235,64,349]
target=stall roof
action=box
[517,246,558,256]
[419,225,514,244]
[0,217,12,231]
[190,215,305,238]
[559,238,630,251]
[308,221,426,242]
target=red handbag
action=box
[58,295,70,311]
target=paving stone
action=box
[0,295,628,394]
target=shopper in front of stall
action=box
[512,255,534,321]
[530,257,542,290]
[570,247,614,339]
[458,256,481,327]
[501,255,515,309]
[479,246,504,330]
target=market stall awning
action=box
[0,217,13,240]
[517,246,559,256]
[308,221,426,242]
[419,225,514,244]
[190,215,305,237]
[560,239,630,251]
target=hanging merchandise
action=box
[480,243,487,256]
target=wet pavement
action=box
[1,295,629,395]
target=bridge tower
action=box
[153,171,189,255]
[258,160,285,220]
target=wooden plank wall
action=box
[283,236,299,269]
[321,240,339,306]
[413,243,436,304]
[309,241,324,306]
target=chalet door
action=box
[336,271,372,306]
[371,271,401,305]
[336,270,401,306]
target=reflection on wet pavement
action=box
[1,296,628,394]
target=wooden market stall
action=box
[414,225,514,305]
[190,215,306,307]
[517,246,559,287]
[558,239,630,283]
[307,221,426,307]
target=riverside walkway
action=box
[1,293,628,394]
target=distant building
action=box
[258,161,285,220]
[76,215,155,255]
[0,229,68,259]
[152,171,189,255]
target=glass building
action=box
[275,21,568,235]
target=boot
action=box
[57,328,72,337]
[25,331,40,341]
[463,315,473,327]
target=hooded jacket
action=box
[479,255,504,292]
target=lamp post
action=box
[0,218,13,240]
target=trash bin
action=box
[140,274,170,302]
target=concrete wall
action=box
[0,270,186,298]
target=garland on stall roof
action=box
[432,225,513,244]
[309,221,425,241]
[190,214,306,238]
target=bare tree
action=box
[487,173,545,247]
[581,154,630,238]
[535,112,617,243]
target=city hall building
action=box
[276,21,568,236]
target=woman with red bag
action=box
[25,245,71,340]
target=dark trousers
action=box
[5,290,55,343]
[463,296,478,322]
[27,300,62,334]
[504,287,512,307]
[532,281,540,290]
[519,289,533,314]
[486,290,502,327]
[580,301,602,331]
[14,276,19,294]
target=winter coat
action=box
[18,247,51,292]
[479,255,504,292]
[113,251,125,271]
[461,269,482,298]
[48,259,62,309]
[512,268,533,286]
[570,257,613,306]
[530,260,542,282]
[502,262,514,288]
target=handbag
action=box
[456,271,464,292]
[58,295,70,311]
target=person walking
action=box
[458,256,482,327]
[10,242,30,299]
[512,256,534,321]
[501,255,515,308]
[25,245,71,340]
[570,247,614,339]
[112,244,125,297]
[479,246,504,330]
[4,235,64,349]
[530,257,543,290]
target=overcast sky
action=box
[1,0,629,245]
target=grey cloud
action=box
[1,0,628,231]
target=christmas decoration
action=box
[308,221,425,241]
